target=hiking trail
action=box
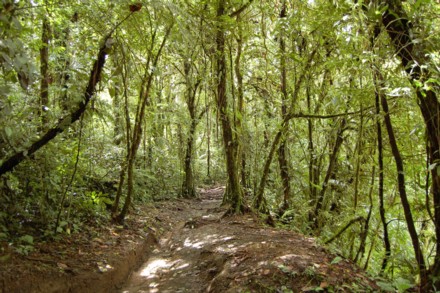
[121,187,377,292]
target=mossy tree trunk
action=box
[277,0,291,213]
[39,15,50,128]
[114,26,171,223]
[216,0,245,213]
[181,60,202,199]
[373,0,438,287]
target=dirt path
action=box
[121,188,378,293]
[0,187,379,292]
[121,187,225,292]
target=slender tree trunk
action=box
[374,73,391,273]
[114,26,171,222]
[254,126,285,212]
[58,12,78,111]
[378,69,427,282]
[182,126,196,198]
[206,102,211,180]
[112,59,132,216]
[355,165,374,263]
[181,60,200,198]
[234,17,248,189]
[353,108,364,210]
[277,0,291,213]
[254,48,317,213]
[0,35,111,176]
[369,27,392,271]
[312,118,346,230]
[376,1,437,286]
[216,0,245,213]
[181,109,198,198]
[306,86,319,215]
[39,16,50,128]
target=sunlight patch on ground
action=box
[202,214,217,220]
[138,257,190,282]
[184,237,206,249]
[174,262,189,270]
[279,254,310,261]
[183,234,235,249]
[215,243,237,254]
[139,258,173,278]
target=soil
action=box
[1,187,380,293]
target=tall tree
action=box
[114,24,172,223]
[39,14,50,128]
[0,34,112,176]
[277,0,291,213]
[371,0,439,288]
[215,0,246,213]
[181,59,203,198]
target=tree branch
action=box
[0,36,111,176]
[229,0,254,18]
[324,216,365,245]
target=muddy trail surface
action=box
[121,187,378,293]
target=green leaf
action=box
[4,126,12,138]
[376,281,395,292]
[59,221,68,227]
[19,235,33,245]
[413,80,423,88]
[330,256,343,264]
[393,277,413,292]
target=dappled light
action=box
[139,258,175,278]
[121,188,378,292]
[1,0,439,292]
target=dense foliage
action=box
[1,0,439,290]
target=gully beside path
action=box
[120,187,378,292]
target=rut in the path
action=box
[121,187,226,293]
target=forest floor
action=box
[1,187,380,293]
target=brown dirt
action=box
[0,187,380,292]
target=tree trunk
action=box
[216,0,245,213]
[373,66,391,273]
[111,58,132,216]
[182,116,197,198]
[254,126,285,212]
[181,60,199,198]
[254,48,317,213]
[277,0,291,213]
[234,17,248,190]
[355,165,374,263]
[114,26,171,223]
[378,0,437,286]
[0,35,111,176]
[377,68,427,282]
[58,12,78,111]
[306,86,320,215]
[312,118,346,230]
[39,16,50,128]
